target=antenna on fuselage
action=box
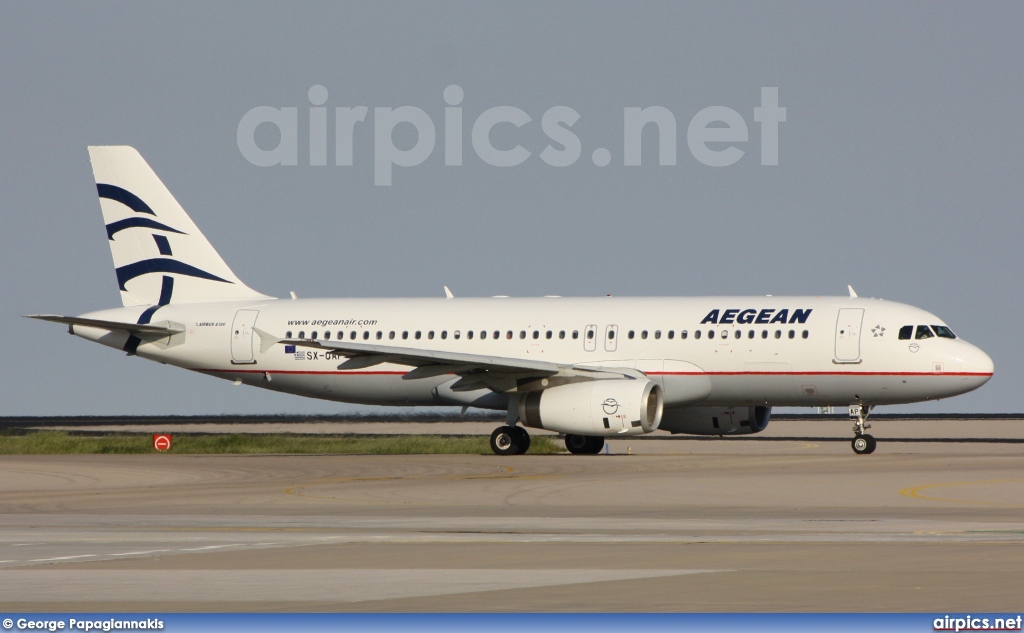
[847,285,858,298]
[444,286,454,299]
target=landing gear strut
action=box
[849,403,876,455]
[489,425,531,456]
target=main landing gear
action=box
[564,434,604,455]
[849,403,876,455]
[489,425,531,456]
[487,426,607,456]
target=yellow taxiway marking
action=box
[900,478,1024,507]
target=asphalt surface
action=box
[0,417,1022,612]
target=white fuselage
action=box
[71,295,994,414]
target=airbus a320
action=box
[29,147,994,455]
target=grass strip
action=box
[0,431,562,455]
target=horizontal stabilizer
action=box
[26,314,184,336]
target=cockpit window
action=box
[932,325,957,339]
[898,325,913,340]
[915,325,934,340]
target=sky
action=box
[1,2,1021,416]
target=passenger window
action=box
[668,330,674,340]
[681,330,688,340]
[441,331,448,340]
[389,331,395,339]
[350,331,357,340]
[298,331,305,339]
[467,331,474,340]
[748,330,755,339]
[654,330,661,340]
[493,330,500,339]
[572,330,579,339]
[641,330,648,339]
[628,330,635,339]
[788,330,795,339]
[762,330,768,339]
[428,331,435,340]
[932,325,956,339]
[802,330,809,339]
[415,331,421,340]
[286,331,292,338]
[694,330,702,339]
[546,331,553,339]
[532,330,539,339]
[506,331,513,340]
[898,325,913,340]
[324,331,331,340]
[363,331,370,340]
[559,331,566,339]
[775,330,781,339]
[735,330,742,339]
[402,331,408,340]
[478,331,485,339]
[720,329,729,339]
[376,331,383,340]
[915,325,934,340]
[708,330,715,340]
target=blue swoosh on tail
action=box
[115,259,232,290]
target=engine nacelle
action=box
[658,405,771,436]
[519,379,664,437]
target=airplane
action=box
[28,146,994,456]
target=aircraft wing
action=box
[26,314,185,336]
[256,329,641,392]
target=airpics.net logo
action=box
[237,85,786,186]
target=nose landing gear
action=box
[849,403,876,454]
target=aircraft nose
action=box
[975,345,995,379]
[963,342,994,386]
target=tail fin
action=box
[88,146,272,306]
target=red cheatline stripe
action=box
[195,369,406,375]
[653,371,993,377]
[193,368,991,378]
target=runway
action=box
[1,417,1022,611]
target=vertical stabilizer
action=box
[88,146,271,307]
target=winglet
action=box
[847,285,858,298]
[444,286,454,299]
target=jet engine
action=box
[519,379,663,437]
[658,405,771,436]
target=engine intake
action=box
[520,379,663,437]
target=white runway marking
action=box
[28,554,96,562]
[0,569,727,603]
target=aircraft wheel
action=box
[565,434,604,455]
[565,434,589,454]
[852,434,876,455]
[584,436,605,455]
[513,426,531,454]
[490,426,521,456]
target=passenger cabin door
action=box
[230,309,259,364]
[834,308,864,363]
